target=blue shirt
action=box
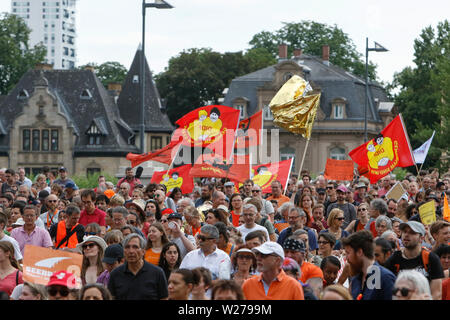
[350,261,396,300]
[277,226,318,251]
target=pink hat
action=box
[336,184,348,193]
[47,270,77,289]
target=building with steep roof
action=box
[0,47,174,177]
[223,45,396,176]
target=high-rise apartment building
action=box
[11,0,77,69]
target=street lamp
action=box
[364,38,388,142]
[140,0,173,154]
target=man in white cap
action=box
[384,221,444,300]
[242,241,304,300]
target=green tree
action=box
[390,20,450,172]
[249,20,377,80]
[155,48,276,123]
[0,13,46,95]
[78,61,127,87]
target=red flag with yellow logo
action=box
[190,154,251,183]
[171,105,241,161]
[349,114,415,184]
[150,164,194,195]
[246,158,293,194]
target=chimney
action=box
[278,43,288,60]
[107,82,122,93]
[84,65,95,72]
[35,63,53,71]
[322,45,330,66]
[293,48,303,58]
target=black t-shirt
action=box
[384,249,445,282]
[49,223,85,246]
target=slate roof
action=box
[223,53,390,123]
[117,48,175,133]
[0,69,139,156]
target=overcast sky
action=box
[2,0,450,84]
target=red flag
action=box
[324,159,354,181]
[349,114,415,184]
[126,140,181,168]
[171,105,241,160]
[248,159,293,194]
[235,110,263,149]
[190,154,250,183]
[150,164,194,195]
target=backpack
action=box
[394,248,430,274]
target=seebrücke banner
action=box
[22,245,83,287]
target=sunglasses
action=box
[47,200,58,203]
[237,255,253,260]
[82,243,96,250]
[252,190,261,193]
[161,219,168,223]
[84,232,97,236]
[48,287,69,297]
[335,217,345,221]
[392,287,413,297]
[358,208,367,212]
[327,186,334,190]
[197,234,215,241]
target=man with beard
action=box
[116,167,141,197]
[384,221,444,300]
[195,183,214,208]
[341,230,396,300]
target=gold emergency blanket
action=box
[269,75,321,139]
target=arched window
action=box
[330,147,346,160]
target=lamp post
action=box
[364,38,388,142]
[140,0,173,154]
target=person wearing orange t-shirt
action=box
[282,238,323,297]
[144,223,168,266]
[242,241,304,300]
[266,180,290,208]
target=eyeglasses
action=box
[392,287,413,297]
[127,220,136,225]
[335,217,345,221]
[82,243,96,250]
[48,287,69,297]
[84,232,97,236]
[358,208,367,212]
[318,241,329,245]
[47,200,58,203]
[161,219,168,223]
[252,190,261,193]
[197,234,215,241]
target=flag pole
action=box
[298,138,310,179]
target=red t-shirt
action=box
[0,270,23,296]
[79,208,106,227]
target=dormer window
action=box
[17,89,29,100]
[86,122,104,145]
[331,98,347,119]
[232,97,249,120]
[132,75,139,83]
[80,89,92,100]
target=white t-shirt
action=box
[0,234,23,261]
[237,223,270,242]
[179,247,231,280]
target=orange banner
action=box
[324,158,354,181]
[22,245,83,287]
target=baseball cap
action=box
[104,189,115,199]
[355,182,367,189]
[38,190,50,199]
[224,182,235,187]
[59,167,67,172]
[217,204,229,213]
[47,270,77,289]
[252,241,285,260]
[336,184,348,193]
[399,221,426,236]
[317,188,326,194]
[282,238,306,252]
[65,181,78,190]
[12,218,25,227]
[168,212,183,220]
[102,244,124,265]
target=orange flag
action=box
[349,114,415,183]
[249,158,293,194]
[324,159,354,181]
[444,194,450,222]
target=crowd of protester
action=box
[0,165,449,301]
